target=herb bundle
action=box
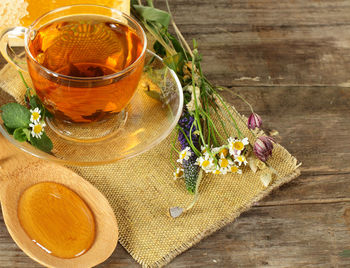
[132,0,276,217]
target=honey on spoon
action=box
[0,135,118,267]
[18,182,96,259]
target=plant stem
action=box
[185,169,203,211]
[165,0,193,59]
[178,126,201,156]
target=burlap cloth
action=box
[0,63,300,267]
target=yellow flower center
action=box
[213,170,221,174]
[234,141,244,151]
[33,124,42,134]
[220,158,229,168]
[176,170,183,177]
[180,152,187,159]
[231,166,238,173]
[237,156,246,162]
[219,148,229,157]
[32,112,40,121]
[202,160,211,168]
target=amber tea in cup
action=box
[28,16,144,123]
[0,5,147,141]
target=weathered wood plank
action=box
[221,86,350,174]
[167,202,350,267]
[155,0,350,87]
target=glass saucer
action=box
[0,50,183,165]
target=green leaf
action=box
[4,125,15,135]
[13,128,29,142]
[1,103,31,129]
[153,41,166,57]
[30,132,53,153]
[44,109,53,119]
[29,95,40,108]
[133,5,170,27]
[167,33,186,55]
[23,128,30,140]
[164,53,184,74]
[144,90,162,102]
[193,39,198,49]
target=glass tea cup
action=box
[0,5,147,141]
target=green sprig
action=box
[132,0,251,214]
[0,72,53,153]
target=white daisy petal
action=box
[242,137,249,145]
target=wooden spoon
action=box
[0,134,118,267]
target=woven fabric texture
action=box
[0,64,300,267]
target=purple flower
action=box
[253,136,274,162]
[178,110,200,194]
[178,112,199,150]
[248,112,262,130]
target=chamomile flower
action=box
[234,154,248,166]
[30,107,41,123]
[201,145,210,155]
[228,137,249,156]
[230,164,242,174]
[212,168,222,175]
[196,155,215,173]
[29,121,46,139]
[177,147,192,164]
[218,146,229,158]
[173,168,184,180]
[218,156,233,174]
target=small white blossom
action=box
[30,107,41,123]
[212,168,222,175]
[230,164,242,174]
[29,121,46,139]
[177,147,192,164]
[218,156,233,174]
[173,168,184,180]
[228,137,249,156]
[234,155,248,166]
[196,155,215,173]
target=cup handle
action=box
[0,27,28,72]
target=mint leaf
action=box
[4,125,15,135]
[13,128,29,142]
[133,5,170,27]
[30,132,53,153]
[23,128,30,140]
[1,103,31,129]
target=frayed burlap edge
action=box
[127,166,301,267]
[122,106,301,267]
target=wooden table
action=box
[1,0,350,266]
